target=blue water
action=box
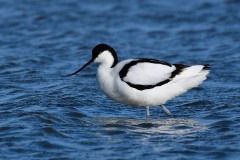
[0,0,240,159]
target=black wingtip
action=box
[203,64,210,70]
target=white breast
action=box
[97,64,128,104]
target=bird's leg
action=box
[161,105,173,116]
[146,106,150,118]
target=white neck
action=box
[97,64,117,100]
[94,51,115,68]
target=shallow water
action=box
[0,0,240,159]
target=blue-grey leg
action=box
[161,105,173,116]
[146,106,150,118]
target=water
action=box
[0,0,240,159]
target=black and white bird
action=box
[64,44,210,117]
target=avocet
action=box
[64,44,210,117]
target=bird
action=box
[64,44,210,118]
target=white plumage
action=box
[64,44,210,117]
[123,62,175,85]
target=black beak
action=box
[63,59,93,77]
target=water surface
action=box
[0,0,240,159]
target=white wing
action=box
[122,60,176,85]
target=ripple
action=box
[176,100,210,107]
[65,111,86,118]
[41,127,70,138]
[0,0,240,159]
[97,117,207,136]
[33,140,64,149]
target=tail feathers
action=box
[172,64,210,90]
[174,65,204,78]
[172,64,210,83]
[172,64,210,79]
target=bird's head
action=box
[63,44,118,77]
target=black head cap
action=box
[92,44,118,67]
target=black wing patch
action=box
[119,59,175,91]
[125,79,171,91]
[170,64,189,78]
